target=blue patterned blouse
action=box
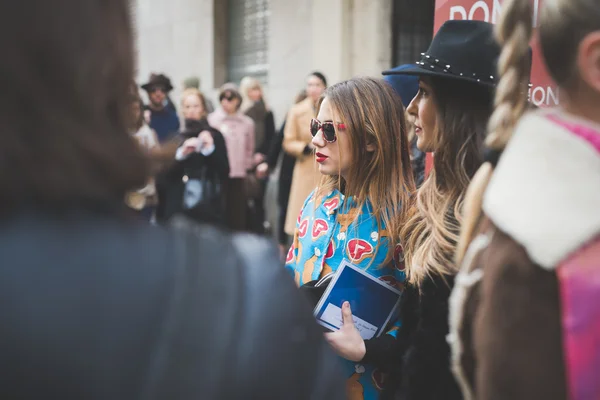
[285,189,406,400]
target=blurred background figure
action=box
[208,84,255,232]
[384,64,425,187]
[0,1,346,398]
[157,88,230,226]
[125,86,160,221]
[283,71,327,237]
[239,76,276,234]
[257,89,307,255]
[141,73,180,143]
[183,76,215,113]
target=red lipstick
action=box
[316,152,328,163]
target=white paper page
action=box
[320,303,378,340]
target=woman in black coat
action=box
[158,89,229,225]
[240,77,276,234]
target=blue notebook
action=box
[313,260,402,340]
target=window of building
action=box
[392,0,435,66]
[227,0,270,84]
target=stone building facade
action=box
[133,0,435,125]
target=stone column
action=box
[351,0,393,77]
[267,0,314,125]
[310,0,353,85]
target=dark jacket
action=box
[266,120,296,244]
[147,106,180,143]
[411,140,426,188]
[267,120,296,208]
[245,100,275,156]
[159,119,230,225]
[362,274,462,400]
[0,209,345,399]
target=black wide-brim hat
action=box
[383,20,502,87]
[141,73,174,92]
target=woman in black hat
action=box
[141,73,180,143]
[324,20,500,400]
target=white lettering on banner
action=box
[449,0,540,28]
[492,0,502,24]
[450,6,467,20]
[469,1,490,21]
[529,86,560,107]
[546,86,559,106]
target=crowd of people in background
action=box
[128,69,346,250]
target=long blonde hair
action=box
[456,0,533,264]
[316,77,415,261]
[401,77,495,286]
[180,88,208,120]
[240,76,267,113]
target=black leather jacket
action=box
[0,209,344,399]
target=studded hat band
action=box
[416,52,497,84]
[415,52,533,88]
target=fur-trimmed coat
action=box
[449,110,600,400]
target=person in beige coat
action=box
[283,72,327,235]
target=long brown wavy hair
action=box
[315,77,415,263]
[401,77,494,285]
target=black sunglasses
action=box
[310,118,346,143]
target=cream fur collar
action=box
[483,110,600,269]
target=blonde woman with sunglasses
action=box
[285,76,415,400]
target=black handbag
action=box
[182,165,223,212]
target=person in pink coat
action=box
[208,84,255,231]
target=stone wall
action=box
[133,0,216,106]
